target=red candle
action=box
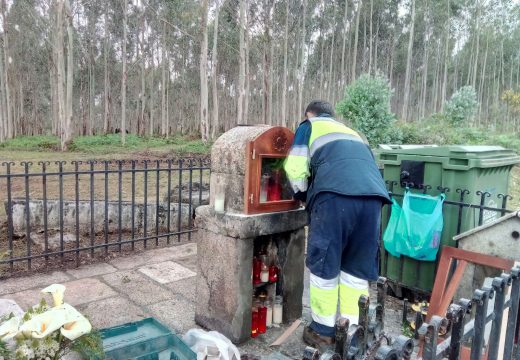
[251,311,259,338]
[269,265,278,283]
[258,306,267,334]
[253,257,261,285]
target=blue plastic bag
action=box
[382,198,405,258]
[383,191,445,261]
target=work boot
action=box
[303,325,335,351]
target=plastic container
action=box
[99,318,196,360]
[377,145,520,293]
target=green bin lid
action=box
[377,145,520,168]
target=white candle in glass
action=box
[273,296,283,325]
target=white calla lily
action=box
[41,284,66,307]
[60,316,92,341]
[19,309,66,339]
[0,317,20,341]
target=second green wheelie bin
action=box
[377,145,520,294]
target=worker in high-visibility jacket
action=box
[283,100,391,349]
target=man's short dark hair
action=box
[305,100,335,117]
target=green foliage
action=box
[444,86,479,126]
[336,73,396,145]
[0,136,60,151]
[0,134,212,155]
[70,330,104,360]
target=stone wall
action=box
[6,199,194,235]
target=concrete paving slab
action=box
[138,261,196,284]
[77,296,148,329]
[0,271,72,295]
[165,277,197,302]
[108,246,191,270]
[102,270,173,306]
[66,262,118,279]
[162,243,197,259]
[4,277,118,309]
[171,256,197,272]
[147,295,198,334]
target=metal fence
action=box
[0,159,210,273]
[420,266,520,360]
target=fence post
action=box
[448,299,472,360]
[470,287,493,360]
[419,315,444,360]
[358,294,370,355]
[504,267,520,360]
[488,275,510,359]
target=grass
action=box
[0,134,211,160]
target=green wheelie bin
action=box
[377,145,520,295]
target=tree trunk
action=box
[262,0,273,125]
[440,0,450,112]
[297,0,307,128]
[62,0,74,150]
[162,21,168,137]
[211,1,220,139]
[368,0,373,74]
[1,0,13,139]
[237,0,246,125]
[340,0,349,88]
[199,0,209,141]
[139,18,146,136]
[281,0,289,127]
[103,6,110,134]
[351,0,362,81]
[121,0,128,145]
[471,1,480,89]
[402,0,415,121]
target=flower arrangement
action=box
[0,284,104,360]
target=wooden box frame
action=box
[244,127,300,215]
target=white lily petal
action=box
[0,317,20,341]
[41,284,66,307]
[19,310,65,339]
[60,316,92,341]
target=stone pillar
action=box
[195,206,307,343]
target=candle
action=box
[273,295,283,325]
[265,300,273,327]
[214,196,225,213]
[258,306,267,334]
[260,263,269,283]
[251,310,259,338]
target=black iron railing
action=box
[0,159,210,273]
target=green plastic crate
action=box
[99,318,196,360]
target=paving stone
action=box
[102,270,173,306]
[162,243,197,259]
[165,277,197,302]
[109,247,190,270]
[66,262,117,279]
[172,256,197,272]
[138,261,196,284]
[78,296,148,329]
[4,278,117,309]
[0,271,71,295]
[147,295,198,334]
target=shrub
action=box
[444,86,478,126]
[336,73,395,145]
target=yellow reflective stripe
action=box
[339,284,368,316]
[309,120,360,146]
[283,155,309,180]
[310,284,339,317]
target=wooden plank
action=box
[270,319,302,347]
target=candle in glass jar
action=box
[258,306,267,334]
[265,300,273,327]
[214,196,225,213]
[260,263,269,283]
[273,295,283,325]
[251,310,259,338]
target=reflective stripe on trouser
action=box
[339,271,369,325]
[310,273,338,328]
